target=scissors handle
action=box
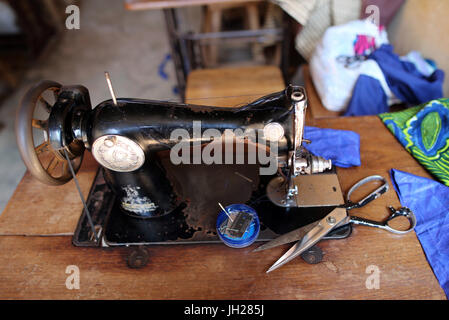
[345,175,389,210]
[349,206,417,234]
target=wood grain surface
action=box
[0,66,445,299]
[0,152,98,235]
[125,0,261,11]
[186,65,285,107]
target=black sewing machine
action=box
[15,79,351,267]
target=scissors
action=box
[254,175,417,273]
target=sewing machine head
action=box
[15,80,332,219]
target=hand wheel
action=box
[15,80,83,185]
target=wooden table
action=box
[125,0,260,11]
[0,66,445,299]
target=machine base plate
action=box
[73,163,351,247]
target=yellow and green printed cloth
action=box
[379,99,449,187]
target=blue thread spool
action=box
[216,204,260,248]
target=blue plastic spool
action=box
[216,204,260,248]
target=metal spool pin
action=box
[104,71,118,106]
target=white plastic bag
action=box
[309,20,389,112]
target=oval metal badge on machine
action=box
[92,135,145,172]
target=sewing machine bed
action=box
[73,160,350,247]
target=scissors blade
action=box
[266,208,348,273]
[253,220,320,252]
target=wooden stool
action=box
[202,2,264,67]
[185,65,285,106]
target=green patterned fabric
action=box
[379,99,449,187]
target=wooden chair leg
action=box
[208,8,222,67]
[200,6,212,67]
[201,5,222,68]
[246,3,264,63]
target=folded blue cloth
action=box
[303,126,361,168]
[390,168,449,298]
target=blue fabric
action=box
[371,44,444,105]
[390,168,449,298]
[345,75,388,116]
[345,44,444,116]
[303,126,361,168]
